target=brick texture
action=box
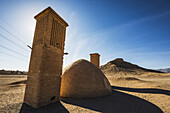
[24,7,68,108]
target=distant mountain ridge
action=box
[157,68,170,73]
[100,58,163,76]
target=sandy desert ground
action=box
[0,73,170,113]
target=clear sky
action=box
[0,0,170,71]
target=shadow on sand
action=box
[61,89,163,113]
[19,101,69,113]
[19,88,163,113]
[112,86,170,96]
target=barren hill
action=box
[100,58,163,76]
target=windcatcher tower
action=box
[24,7,68,108]
[90,53,100,68]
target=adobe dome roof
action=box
[60,59,112,98]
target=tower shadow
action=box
[19,101,69,113]
[61,89,163,113]
[112,86,170,95]
[18,86,164,113]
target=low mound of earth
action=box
[100,58,164,76]
[8,80,26,85]
[116,77,145,82]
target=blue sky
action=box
[0,0,170,71]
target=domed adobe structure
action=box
[60,59,112,98]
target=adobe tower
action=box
[24,7,68,108]
[90,53,100,68]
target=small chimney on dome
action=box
[90,53,100,68]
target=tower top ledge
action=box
[34,6,69,27]
[90,53,100,56]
